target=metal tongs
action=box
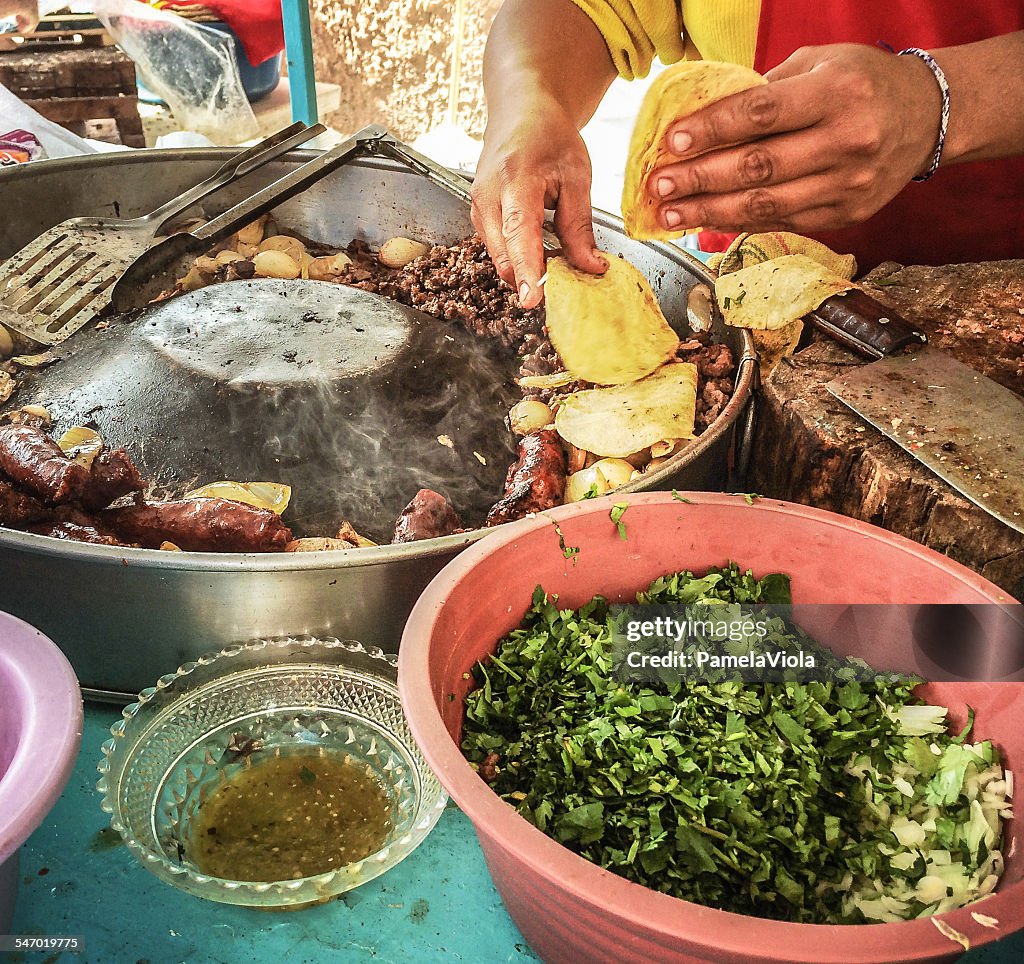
[0,122,328,345]
[108,127,462,309]
[112,125,563,310]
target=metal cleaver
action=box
[805,290,1024,535]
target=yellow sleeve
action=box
[569,0,686,80]
[570,0,760,79]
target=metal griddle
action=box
[11,279,520,540]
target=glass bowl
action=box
[97,636,446,908]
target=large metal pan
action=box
[0,148,755,699]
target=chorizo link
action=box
[0,479,53,527]
[79,447,145,511]
[30,520,126,546]
[392,488,462,543]
[100,498,292,552]
[0,423,89,504]
[485,429,567,526]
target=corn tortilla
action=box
[622,61,767,240]
[554,363,698,458]
[714,255,856,330]
[545,254,679,385]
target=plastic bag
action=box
[92,0,258,145]
[0,128,45,165]
[0,81,102,158]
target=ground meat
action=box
[392,489,462,543]
[338,236,546,359]
[697,377,735,432]
[486,429,567,526]
[677,334,737,433]
[693,342,735,379]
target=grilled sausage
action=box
[0,423,89,504]
[392,488,462,543]
[30,520,126,546]
[79,447,145,511]
[100,498,292,552]
[485,429,567,526]
[0,479,52,526]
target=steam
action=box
[12,279,521,542]
[208,286,520,540]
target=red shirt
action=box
[706,1,1024,269]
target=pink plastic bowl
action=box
[399,493,1024,964]
[0,612,83,931]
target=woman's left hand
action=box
[646,43,943,235]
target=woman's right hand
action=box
[471,96,608,310]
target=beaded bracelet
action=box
[897,47,950,182]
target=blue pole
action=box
[280,0,319,125]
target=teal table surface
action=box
[10,706,1024,964]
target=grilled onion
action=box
[57,426,104,468]
[565,458,635,502]
[183,481,291,514]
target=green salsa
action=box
[190,751,393,882]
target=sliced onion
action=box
[57,426,103,468]
[184,481,291,514]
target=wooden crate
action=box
[0,44,145,148]
[0,14,113,53]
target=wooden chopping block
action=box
[749,259,1024,600]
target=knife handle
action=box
[807,289,928,359]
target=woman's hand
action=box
[0,0,39,33]
[472,97,607,310]
[646,43,943,235]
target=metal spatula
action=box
[0,121,326,346]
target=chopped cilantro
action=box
[610,502,629,540]
[728,492,763,505]
[461,565,1006,925]
[548,518,580,563]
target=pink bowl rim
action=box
[399,492,1022,962]
[0,611,83,865]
